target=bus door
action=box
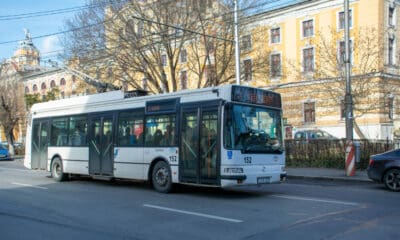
[180,101,220,185]
[89,114,114,176]
[31,119,49,169]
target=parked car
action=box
[0,143,10,160]
[367,149,400,191]
[294,129,338,140]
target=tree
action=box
[61,0,241,94]
[288,26,388,138]
[0,61,25,155]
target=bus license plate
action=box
[257,177,271,184]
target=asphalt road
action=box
[0,160,399,240]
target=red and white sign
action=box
[345,141,356,176]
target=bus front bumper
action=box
[220,169,286,188]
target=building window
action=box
[180,49,187,63]
[270,53,281,77]
[304,101,315,123]
[389,7,395,26]
[302,19,314,38]
[270,27,280,44]
[60,78,66,86]
[206,39,215,54]
[180,71,187,89]
[205,65,216,84]
[25,86,29,94]
[50,80,56,88]
[161,54,167,66]
[243,59,252,82]
[241,35,252,51]
[41,82,47,91]
[389,37,395,65]
[96,68,100,79]
[137,20,144,38]
[142,78,148,91]
[303,47,314,72]
[338,40,353,65]
[107,67,113,78]
[387,96,394,120]
[33,84,38,92]
[338,9,353,29]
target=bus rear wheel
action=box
[51,157,68,182]
[152,161,173,193]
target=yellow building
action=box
[241,0,400,140]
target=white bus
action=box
[25,85,286,192]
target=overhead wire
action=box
[0,0,290,46]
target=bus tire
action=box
[51,157,68,182]
[151,161,173,193]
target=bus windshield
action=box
[224,104,283,154]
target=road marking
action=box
[0,166,31,172]
[11,182,48,190]
[271,194,359,206]
[143,204,243,223]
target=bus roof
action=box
[30,84,281,119]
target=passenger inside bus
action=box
[70,125,86,146]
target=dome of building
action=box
[12,29,40,71]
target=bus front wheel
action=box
[151,161,173,193]
[51,157,68,182]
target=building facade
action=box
[0,30,88,143]
[241,0,400,140]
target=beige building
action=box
[0,30,88,143]
[240,0,400,140]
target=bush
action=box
[284,139,394,170]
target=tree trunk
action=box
[6,131,15,156]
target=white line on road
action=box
[0,166,30,172]
[143,204,243,223]
[271,194,359,206]
[11,182,48,190]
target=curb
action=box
[287,174,373,183]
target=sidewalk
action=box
[286,167,371,182]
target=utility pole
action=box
[344,0,353,141]
[344,0,355,176]
[234,0,241,85]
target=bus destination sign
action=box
[146,98,180,114]
[232,86,281,108]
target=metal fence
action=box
[284,139,395,170]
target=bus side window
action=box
[69,116,87,146]
[50,117,68,146]
[145,115,176,147]
[118,110,144,147]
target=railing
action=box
[285,139,396,170]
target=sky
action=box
[0,0,299,62]
[0,0,87,61]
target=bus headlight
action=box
[224,168,244,174]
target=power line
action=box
[0,6,90,21]
[0,0,131,21]
[0,0,296,48]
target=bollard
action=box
[345,140,356,176]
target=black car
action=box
[367,149,400,191]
